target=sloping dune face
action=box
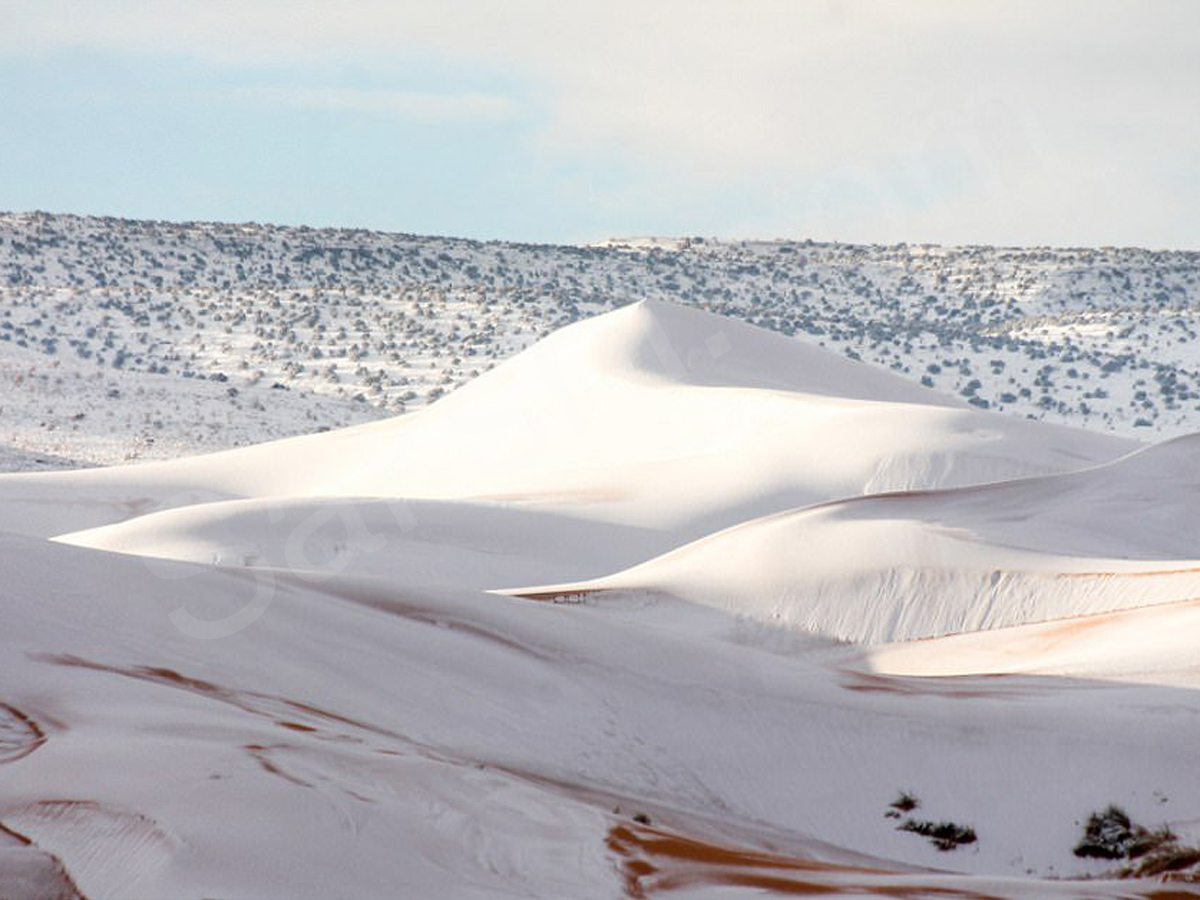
[511,436,1200,643]
[10,300,1200,898]
[39,300,1129,556]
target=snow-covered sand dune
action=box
[511,434,1200,642]
[4,300,1200,897]
[2,299,1131,540]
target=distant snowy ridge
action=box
[3,211,1200,469]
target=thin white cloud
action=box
[229,87,517,122]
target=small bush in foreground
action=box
[887,791,920,815]
[886,792,976,852]
[1074,805,1174,861]
[1074,804,1200,881]
[898,818,978,852]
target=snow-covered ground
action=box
[3,222,1200,897]
[3,212,1200,468]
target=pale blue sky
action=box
[1,1,1198,247]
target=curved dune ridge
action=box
[507,435,1200,643]
[55,496,674,589]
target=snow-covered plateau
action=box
[3,214,1200,898]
